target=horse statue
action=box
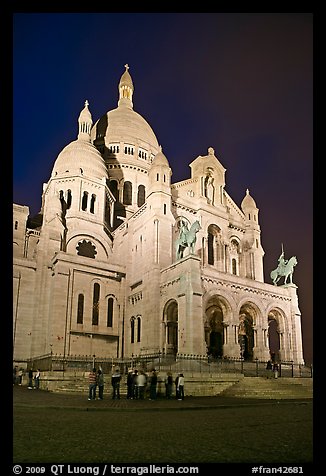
[270,256,298,286]
[176,220,201,260]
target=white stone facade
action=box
[13,66,305,365]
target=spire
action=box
[78,100,93,141]
[118,64,134,109]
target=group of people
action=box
[13,366,41,389]
[126,369,185,401]
[126,368,159,400]
[88,367,186,401]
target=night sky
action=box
[13,13,313,364]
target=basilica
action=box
[13,65,305,366]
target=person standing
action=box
[273,362,279,379]
[132,369,139,400]
[97,368,104,400]
[88,367,97,400]
[165,372,173,399]
[34,369,41,389]
[137,370,147,400]
[111,367,121,399]
[149,369,158,400]
[177,373,185,400]
[126,369,133,399]
[18,368,24,385]
[175,374,180,399]
[13,366,18,385]
[266,360,273,379]
[28,369,34,389]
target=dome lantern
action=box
[118,64,134,109]
[78,100,93,141]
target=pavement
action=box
[13,385,314,465]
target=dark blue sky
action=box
[13,13,313,364]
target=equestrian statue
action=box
[176,220,201,260]
[270,245,298,286]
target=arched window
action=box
[232,258,237,275]
[107,297,113,327]
[66,190,72,209]
[92,283,100,325]
[208,232,214,265]
[90,194,96,214]
[164,301,178,354]
[123,181,132,205]
[137,316,141,343]
[109,180,119,201]
[82,191,88,211]
[131,317,135,344]
[137,185,145,207]
[77,294,84,324]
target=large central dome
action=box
[93,106,159,152]
[91,65,160,158]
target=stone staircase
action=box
[220,376,313,399]
[38,371,242,397]
[36,371,313,399]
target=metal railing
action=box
[25,352,313,378]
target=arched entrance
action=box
[205,299,224,358]
[238,304,256,360]
[268,311,281,362]
[163,300,178,356]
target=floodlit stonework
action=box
[13,66,304,366]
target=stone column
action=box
[287,285,305,365]
[222,321,241,358]
[252,325,270,361]
[176,255,206,356]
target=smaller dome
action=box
[241,189,257,210]
[52,101,108,181]
[52,140,108,180]
[151,146,169,167]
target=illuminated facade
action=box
[13,66,305,365]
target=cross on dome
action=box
[124,64,129,71]
[85,100,89,107]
